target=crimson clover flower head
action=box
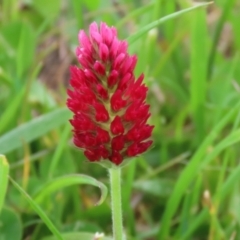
[67,22,154,166]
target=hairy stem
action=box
[109,167,124,240]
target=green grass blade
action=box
[42,232,112,240]
[179,209,208,240]
[207,0,237,79]
[116,2,154,29]
[1,0,18,22]
[0,155,9,212]
[0,67,12,87]
[179,137,240,239]
[16,23,35,79]
[9,176,63,240]
[0,108,71,154]
[127,2,212,44]
[48,124,71,179]
[190,8,208,142]
[180,149,239,240]
[200,129,240,168]
[72,0,84,29]
[158,100,240,239]
[152,31,184,78]
[0,88,25,134]
[222,158,240,198]
[33,174,108,206]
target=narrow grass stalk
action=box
[190,8,208,143]
[109,167,124,240]
[0,155,9,212]
[9,176,63,240]
[48,124,71,179]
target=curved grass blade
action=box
[9,176,63,240]
[33,174,108,206]
[127,2,212,44]
[0,155,9,212]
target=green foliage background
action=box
[1,0,240,239]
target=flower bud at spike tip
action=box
[67,22,154,166]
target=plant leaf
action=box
[0,108,71,154]
[9,177,64,240]
[33,174,108,206]
[127,2,212,44]
[0,155,9,212]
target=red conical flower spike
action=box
[67,22,154,166]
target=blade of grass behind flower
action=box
[0,155,9,212]
[9,176,64,240]
[222,157,240,199]
[116,2,154,29]
[179,109,240,240]
[158,100,240,239]
[162,1,175,40]
[207,0,237,79]
[0,88,25,134]
[0,108,71,154]
[209,150,232,239]
[127,2,212,45]
[152,31,184,79]
[0,67,12,87]
[19,62,42,123]
[176,128,240,238]
[16,23,35,79]
[174,134,240,239]
[185,152,240,239]
[179,148,238,240]
[72,0,84,29]
[48,124,71,179]
[179,209,208,240]
[1,0,17,22]
[175,174,202,237]
[190,8,208,143]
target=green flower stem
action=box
[109,167,124,240]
